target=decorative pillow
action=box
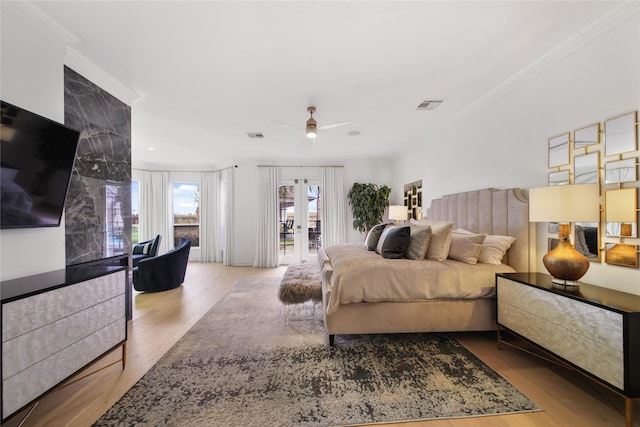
[448,232,486,264]
[478,235,516,264]
[133,243,152,255]
[364,223,389,251]
[405,224,432,260]
[376,225,411,259]
[411,219,454,261]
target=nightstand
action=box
[496,272,640,427]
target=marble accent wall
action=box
[64,67,131,265]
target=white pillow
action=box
[448,232,486,264]
[411,219,453,261]
[479,235,516,264]
[454,228,515,265]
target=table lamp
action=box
[388,205,408,224]
[529,184,599,286]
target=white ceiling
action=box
[31,1,625,169]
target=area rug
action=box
[94,277,540,426]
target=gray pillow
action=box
[364,223,389,251]
[376,225,411,259]
[405,224,432,260]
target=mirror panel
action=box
[605,188,638,237]
[605,111,638,156]
[573,152,600,184]
[549,170,569,186]
[605,158,637,184]
[575,222,600,262]
[574,123,600,149]
[548,133,570,168]
[605,243,639,268]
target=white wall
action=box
[0,11,68,281]
[392,13,640,295]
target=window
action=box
[173,182,200,247]
[131,181,139,244]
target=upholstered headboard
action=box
[425,188,535,272]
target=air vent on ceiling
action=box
[247,132,264,139]
[416,100,443,110]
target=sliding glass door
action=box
[279,179,321,264]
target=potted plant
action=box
[347,182,391,235]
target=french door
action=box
[279,179,321,264]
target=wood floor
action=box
[3,262,638,427]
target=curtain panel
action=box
[253,167,279,267]
[200,171,222,263]
[321,167,347,247]
[138,170,172,255]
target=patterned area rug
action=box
[94,277,540,426]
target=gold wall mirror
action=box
[548,133,570,168]
[605,243,639,268]
[549,170,569,186]
[605,158,637,184]
[605,111,638,157]
[574,123,600,149]
[573,152,600,185]
[605,188,638,237]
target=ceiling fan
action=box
[273,106,351,141]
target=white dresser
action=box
[1,260,127,421]
[497,272,640,427]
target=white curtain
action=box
[200,171,222,262]
[138,170,172,254]
[321,167,347,247]
[253,167,279,267]
[222,167,234,266]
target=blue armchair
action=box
[132,237,191,292]
[132,235,162,267]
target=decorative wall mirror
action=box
[605,158,637,184]
[605,188,638,237]
[573,152,600,184]
[605,243,639,268]
[574,123,600,149]
[548,133,570,168]
[605,111,638,156]
[575,222,600,262]
[549,170,569,186]
[403,180,422,220]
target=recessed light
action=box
[148,147,155,151]
[348,130,361,136]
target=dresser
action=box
[496,272,640,427]
[1,259,128,422]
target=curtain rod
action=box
[133,165,237,173]
[257,165,344,168]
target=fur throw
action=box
[277,263,322,304]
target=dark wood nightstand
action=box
[496,272,640,427]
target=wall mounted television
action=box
[1,101,80,229]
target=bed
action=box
[318,187,535,346]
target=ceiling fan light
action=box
[306,123,317,138]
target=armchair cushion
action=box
[132,235,162,267]
[133,237,191,292]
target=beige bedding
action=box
[322,243,515,315]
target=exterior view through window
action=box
[173,182,200,247]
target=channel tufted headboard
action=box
[425,188,535,272]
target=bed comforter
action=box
[321,243,515,315]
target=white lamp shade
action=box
[529,184,599,222]
[605,188,637,223]
[388,205,408,221]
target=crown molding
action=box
[1,1,80,47]
[64,47,141,106]
[448,2,640,126]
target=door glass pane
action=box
[279,185,295,257]
[307,185,321,256]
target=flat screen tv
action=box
[1,100,80,229]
